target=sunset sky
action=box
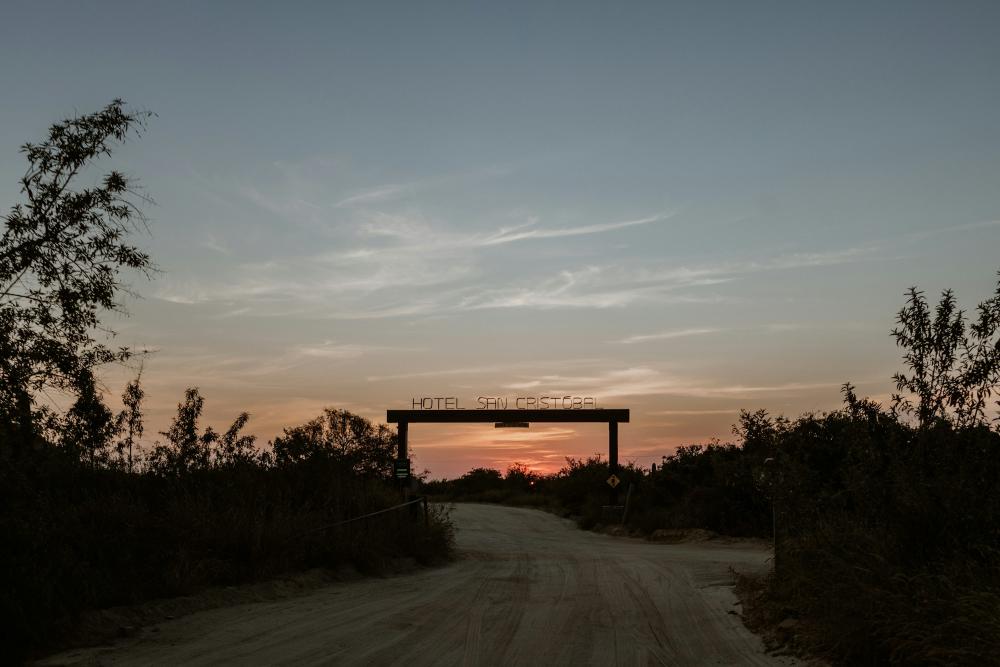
[2,2,999,477]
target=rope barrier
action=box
[299,496,428,537]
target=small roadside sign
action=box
[394,459,411,479]
[606,474,620,488]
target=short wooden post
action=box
[621,482,634,526]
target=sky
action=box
[2,1,999,477]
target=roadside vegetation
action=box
[0,102,451,663]
[428,275,1000,665]
[424,436,770,539]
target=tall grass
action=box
[754,415,1000,665]
[1,442,452,662]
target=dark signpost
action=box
[393,459,410,480]
[387,405,630,505]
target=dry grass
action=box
[1,453,453,663]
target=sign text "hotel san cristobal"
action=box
[410,396,598,410]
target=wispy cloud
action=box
[355,211,432,240]
[367,365,511,382]
[333,164,514,210]
[479,214,668,246]
[422,427,579,448]
[160,158,887,322]
[199,233,232,256]
[615,328,721,345]
[612,323,811,344]
[647,408,741,415]
[455,245,882,314]
[366,358,607,383]
[295,340,388,360]
[906,219,1000,242]
[146,339,400,383]
[153,210,682,316]
[155,239,878,319]
[215,306,251,318]
[239,185,324,224]
[502,367,843,400]
[342,211,671,255]
[336,184,412,208]
[456,266,729,311]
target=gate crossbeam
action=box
[386,409,629,423]
[387,409,629,505]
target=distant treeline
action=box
[427,275,1000,666]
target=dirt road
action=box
[42,504,797,666]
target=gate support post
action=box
[397,421,408,461]
[397,421,409,498]
[609,420,619,506]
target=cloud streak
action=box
[154,240,878,319]
[336,184,412,208]
[615,328,722,344]
[501,366,844,401]
[479,214,668,246]
[157,162,887,323]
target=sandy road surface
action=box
[42,504,797,666]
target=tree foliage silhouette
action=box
[59,368,117,466]
[891,273,1000,429]
[149,387,256,474]
[0,99,153,449]
[116,371,145,471]
[271,408,397,477]
[150,388,211,473]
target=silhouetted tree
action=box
[0,99,153,451]
[150,388,211,474]
[504,462,539,491]
[733,408,784,457]
[59,369,117,466]
[891,272,1000,429]
[213,411,257,467]
[148,387,257,474]
[271,408,397,477]
[115,371,145,471]
[452,467,504,495]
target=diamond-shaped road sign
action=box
[606,474,620,488]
